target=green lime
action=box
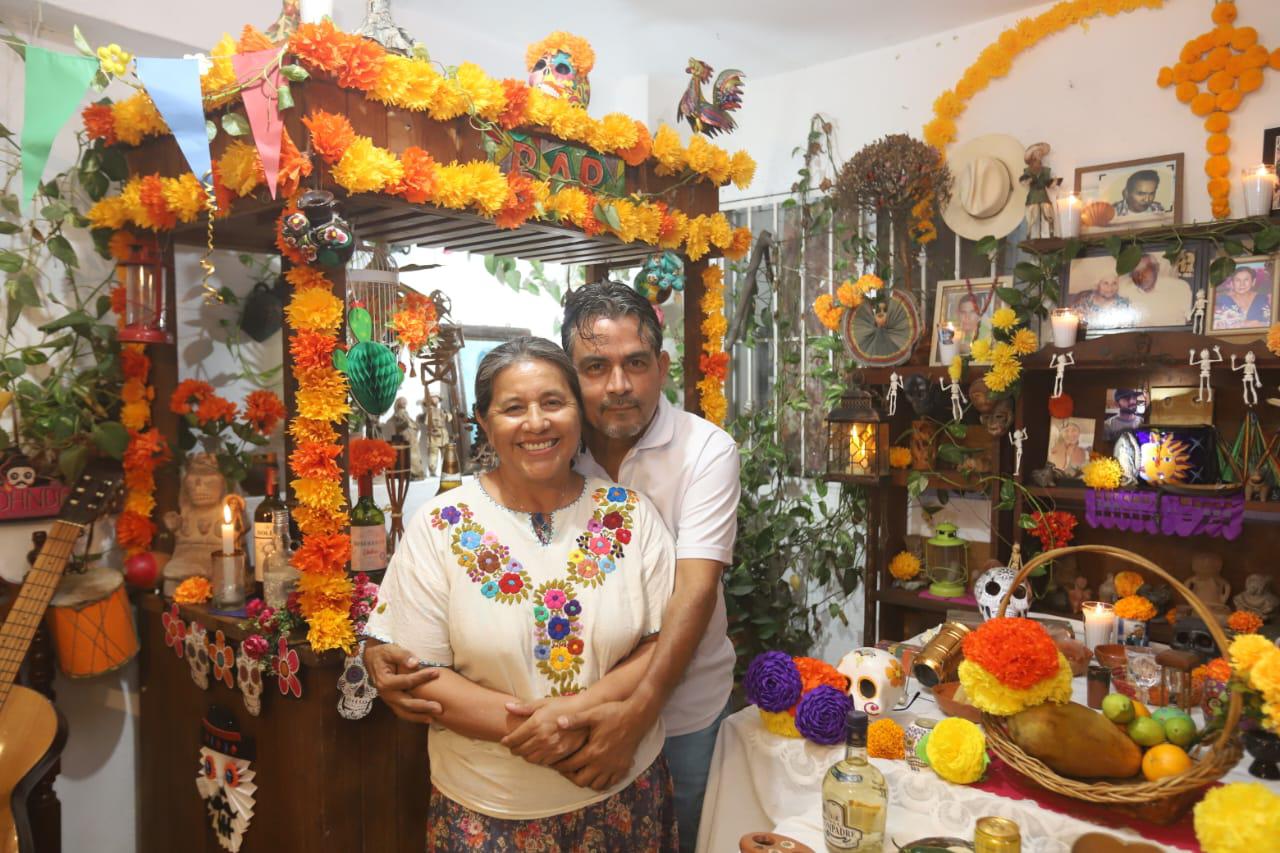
[1152,707,1190,725]
[1128,716,1167,747]
[1102,693,1135,724]
[1163,716,1197,748]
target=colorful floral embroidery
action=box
[569,487,637,589]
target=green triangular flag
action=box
[21,46,99,203]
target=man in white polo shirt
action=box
[366,281,739,850]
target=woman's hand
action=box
[501,696,589,767]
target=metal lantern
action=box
[118,237,172,343]
[825,389,889,482]
[925,522,969,598]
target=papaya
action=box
[1007,701,1142,779]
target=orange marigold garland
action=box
[696,265,728,427]
[117,340,168,555]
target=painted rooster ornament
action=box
[678,58,745,137]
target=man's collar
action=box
[634,395,675,450]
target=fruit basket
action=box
[982,544,1243,825]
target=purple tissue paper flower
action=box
[795,685,853,745]
[744,651,802,712]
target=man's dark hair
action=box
[1114,388,1140,403]
[1124,169,1160,193]
[561,280,664,358]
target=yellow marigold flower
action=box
[219,141,264,197]
[545,186,591,226]
[983,358,1020,393]
[88,196,131,230]
[1011,327,1038,355]
[1114,594,1157,621]
[397,59,444,112]
[759,709,802,738]
[428,77,470,121]
[305,607,356,654]
[173,575,213,605]
[289,417,337,446]
[969,338,992,362]
[854,274,883,295]
[958,654,1072,716]
[1193,783,1280,853]
[835,280,861,308]
[286,287,343,333]
[112,93,168,146]
[121,400,151,431]
[1231,634,1278,677]
[932,89,966,120]
[813,294,843,331]
[433,161,508,215]
[889,551,921,580]
[294,505,347,537]
[333,137,404,194]
[124,490,156,518]
[294,368,351,421]
[595,113,639,152]
[729,150,756,190]
[651,124,686,175]
[1253,647,1280,694]
[97,44,132,77]
[292,476,347,513]
[454,62,505,120]
[1267,324,1280,357]
[707,213,733,249]
[298,572,355,613]
[991,306,1018,330]
[162,174,207,222]
[369,54,415,106]
[659,209,689,250]
[948,355,963,382]
[868,718,906,759]
[889,447,912,469]
[684,215,712,261]
[1081,457,1123,490]
[925,717,988,784]
[991,342,1016,364]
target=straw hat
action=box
[942,134,1028,241]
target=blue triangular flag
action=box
[134,57,212,184]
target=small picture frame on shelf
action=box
[1264,126,1280,212]
[1103,387,1148,442]
[1149,386,1213,426]
[1047,416,1096,478]
[1074,153,1183,234]
[929,278,1009,365]
[1063,243,1204,337]
[1206,256,1276,336]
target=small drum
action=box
[47,569,139,677]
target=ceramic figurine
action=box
[526,32,594,108]
[1029,463,1058,489]
[1050,351,1074,398]
[420,395,450,478]
[1188,290,1208,336]
[1231,352,1261,407]
[939,376,967,423]
[968,377,996,414]
[354,0,416,55]
[383,397,420,477]
[1234,573,1279,622]
[1069,576,1093,614]
[162,454,245,595]
[1245,470,1268,502]
[1020,142,1062,240]
[886,371,904,417]
[678,59,745,138]
[1098,572,1117,604]
[1190,346,1223,403]
[1186,552,1231,608]
[1009,427,1028,478]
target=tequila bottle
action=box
[822,710,887,853]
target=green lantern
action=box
[334,306,403,418]
[925,523,970,598]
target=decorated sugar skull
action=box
[185,622,211,690]
[235,646,263,718]
[337,643,377,721]
[525,31,593,108]
[836,647,907,718]
[195,705,257,853]
[3,456,35,489]
[975,566,1032,621]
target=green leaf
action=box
[1222,239,1247,257]
[281,64,310,82]
[47,234,78,268]
[38,310,94,332]
[80,169,109,201]
[1013,261,1042,283]
[937,444,966,465]
[1115,243,1143,275]
[12,272,38,306]
[2,357,25,378]
[58,445,90,483]
[0,222,20,235]
[1252,227,1280,254]
[1062,239,1083,260]
[276,84,294,111]
[1104,235,1122,257]
[1019,513,1037,529]
[974,235,998,258]
[222,113,251,137]
[995,287,1023,307]
[72,26,95,57]
[91,421,130,458]
[594,202,622,232]
[0,250,23,272]
[483,254,497,274]
[20,349,47,365]
[1209,255,1236,285]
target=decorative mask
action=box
[836,647,907,718]
[4,460,35,489]
[186,622,211,690]
[235,645,263,718]
[904,374,945,419]
[337,642,377,721]
[525,32,594,108]
[195,705,257,853]
[974,566,1031,621]
[980,397,1014,437]
[278,190,356,268]
[1171,616,1216,663]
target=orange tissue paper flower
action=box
[349,438,397,478]
[291,442,343,480]
[286,287,344,332]
[170,379,214,414]
[173,576,212,605]
[291,532,352,576]
[962,617,1061,690]
[115,510,157,549]
[285,265,333,293]
[302,110,357,165]
[1114,595,1157,621]
[389,146,438,204]
[290,329,339,370]
[243,389,286,435]
[82,103,117,144]
[195,394,238,426]
[794,656,850,694]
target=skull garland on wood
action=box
[186,621,211,690]
[196,705,257,853]
[235,645,264,717]
[337,641,377,720]
[974,566,1032,621]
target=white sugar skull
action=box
[186,622,211,690]
[196,706,256,853]
[337,642,376,721]
[235,646,263,717]
[836,647,907,718]
[975,566,1032,621]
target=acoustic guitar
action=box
[0,462,120,853]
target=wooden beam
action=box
[683,258,708,415]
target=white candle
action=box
[1083,601,1116,651]
[299,0,334,23]
[937,323,958,363]
[221,502,235,556]
[1050,308,1080,348]
[1055,193,1081,239]
[1241,165,1277,218]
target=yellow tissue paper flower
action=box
[948,355,963,382]
[1193,782,1280,853]
[333,137,404,194]
[759,709,802,738]
[925,717,988,784]
[1081,457,1123,490]
[889,551,921,580]
[286,288,343,333]
[957,653,1073,716]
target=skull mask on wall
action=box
[974,566,1032,621]
[836,647,907,718]
[525,32,593,108]
[195,705,256,853]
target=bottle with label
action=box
[438,444,462,493]
[262,508,298,609]
[822,710,887,853]
[253,463,285,586]
[349,470,387,573]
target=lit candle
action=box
[937,323,958,363]
[1050,308,1080,348]
[1082,601,1116,652]
[222,502,235,556]
[1055,193,1081,239]
[299,0,334,23]
[1241,165,1277,218]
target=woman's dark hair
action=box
[473,336,584,419]
[561,280,663,358]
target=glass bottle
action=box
[253,462,285,587]
[349,470,387,572]
[822,709,887,853]
[438,444,462,493]
[262,508,298,609]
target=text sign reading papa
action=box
[487,131,626,196]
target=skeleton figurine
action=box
[1190,346,1223,402]
[1231,351,1261,406]
[1049,351,1074,398]
[1188,290,1208,336]
[939,376,967,423]
[886,371,904,417]
[337,641,378,720]
[1009,427,1029,478]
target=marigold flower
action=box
[243,390,286,435]
[388,146,438,204]
[170,379,214,414]
[294,367,350,421]
[925,717,987,783]
[991,306,1017,330]
[82,103,117,144]
[1193,782,1280,853]
[302,110,357,165]
[889,551,921,581]
[868,718,906,759]
[304,607,357,654]
[286,287,344,333]
[1228,611,1263,634]
[1114,595,1157,621]
[195,394,238,426]
[889,447,911,469]
[173,576,213,605]
[290,442,343,480]
[292,531,351,575]
[349,438,397,478]
[115,510,156,549]
[333,137,403,194]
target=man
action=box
[1103,388,1145,441]
[365,281,740,851]
[1118,255,1190,327]
[1113,169,1166,217]
[955,293,985,357]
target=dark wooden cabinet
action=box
[136,594,427,853]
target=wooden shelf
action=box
[1020,214,1280,254]
[1021,331,1280,372]
[874,587,978,614]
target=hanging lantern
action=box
[824,389,889,482]
[118,237,172,344]
[925,522,970,598]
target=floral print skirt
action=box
[426,758,678,852]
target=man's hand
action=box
[551,700,648,791]
[501,698,588,766]
[363,641,443,724]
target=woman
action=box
[365,336,678,851]
[1214,266,1271,329]
[1070,274,1131,329]
[1048,420,1089,476]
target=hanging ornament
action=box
[634,251,684,304]
[195,705,257,853]
[354,0,417,55]
[278,190,357,268]
[239,279,287,342]
[335,306,404,419]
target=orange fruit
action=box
[1132,699,1150,718]
[1142,744,1192,781]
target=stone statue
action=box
[162,453,245,595]
[1234,573,1279,622]
[422,394,450,477]
[1186,552,1230,608]
[1098,572,1117,604]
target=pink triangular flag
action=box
[231,49,284,198]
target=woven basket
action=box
[984,544,1243,825]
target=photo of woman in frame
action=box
[1208,258,1275,334]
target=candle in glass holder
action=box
[1055,193,1082,239]
[1050,308,1080,348]
[1082,601,1116,651]
[221,502,235,556]
[299,0,334,23]
[937,323,958,363]
[1242,165,1277,217]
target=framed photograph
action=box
[1047,417,1096,477]
[930,278,1009,365]
[1103,387,1148,442]
[1149,386,1213,426]
[1264,126,1280,213]
[1206,256,1276,336]
[1063,243,1203,337]
[1075,154,1183,234]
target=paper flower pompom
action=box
[744,651,803,712]
[173,576,212,605]
[868,718,905,759]
[794,685,852,745]
[1193,782,1280,853]
[1082,456,1122,490]
[957,654,1073,716]
[759,709,801,738]
[889,447,912,469]
[962,617,1061,689]
[924,717,988,784]
[889,551,921,581]
[1114,595,1157,621]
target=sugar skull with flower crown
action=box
[195,705,256,852]
[525,31,594,109]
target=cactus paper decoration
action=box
[334,306,403,418]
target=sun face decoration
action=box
[1141,433,1194,484]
